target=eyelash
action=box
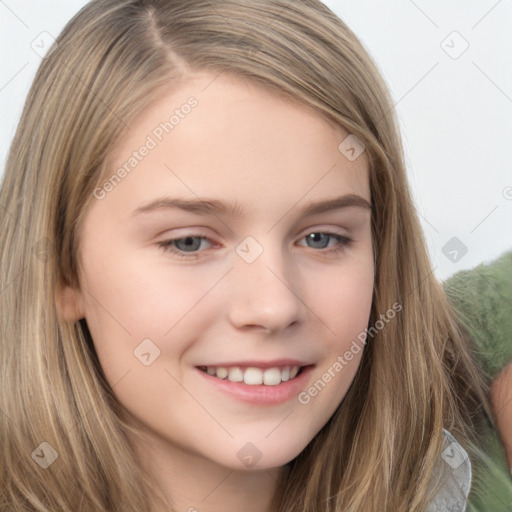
[157,232,353,259]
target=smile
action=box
[197,365,304,386]
[196,363,314,405]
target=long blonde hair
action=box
[0,1,492,510]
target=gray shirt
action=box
[426,429,472,512]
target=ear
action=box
[54,281,86,323]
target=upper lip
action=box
[196,359,313,368]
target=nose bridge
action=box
[227,235,304,331]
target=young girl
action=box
[0,1,494,511]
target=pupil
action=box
[308,233,328,248]
[177,237,200,251]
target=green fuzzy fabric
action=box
[443,250,512,511]
[444,251,512,381]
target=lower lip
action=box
[195,365,314,405]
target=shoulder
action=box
[426,429,472,512]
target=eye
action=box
[299,232,352,254]
[157,235,214,258]
[157,231,353,260]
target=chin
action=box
[210,436,314,472]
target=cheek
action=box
[302,255,373,409]
[79,249,225,383]
[312,256,374,344]
[81,243,213,333]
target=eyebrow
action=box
[130,193,372,218]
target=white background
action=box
[1,1,511,280]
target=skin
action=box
[56,72,375,512]
[491,363,512,470]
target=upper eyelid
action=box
[163,229,349,244]
[160,223,352,239]
[161,229,351,249]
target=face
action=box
[58,72,374,472]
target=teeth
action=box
[216,367,228,379]
[263,367,281,386]
[228,366,244,382]
[202,365,302,385]
[244,367,263,385]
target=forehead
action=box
[94,72,370,221]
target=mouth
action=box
[196,364,308,386]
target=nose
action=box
[226,241,306,333]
